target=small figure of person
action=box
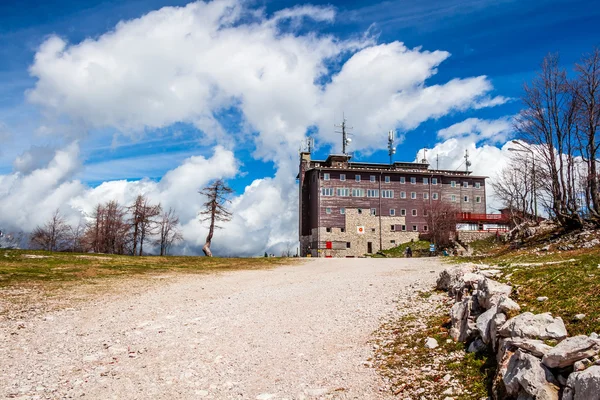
[405,246,412,258]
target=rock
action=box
[503,350,560,399]
[256,394,276,400]
[542,335,600,368]
[467,337,487,353]
[574,314,586,320]
[573,359,592,371]
[490,313,507,351]
[480,269,502,278]
[498,312,568,341]
[436,265,474,291]
[425,337,439,349]
[562,365,600,400]
[449,296,480,342]
[537,296,549,302]
[498,296,521,316]
[476,306,498,344]
[591,332,598,339]
[505,338,554,358]
[478,278,512,309]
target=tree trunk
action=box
[202,202,216,257]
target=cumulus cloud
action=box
[437,117,514,144]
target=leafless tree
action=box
[155,208,183,256]
[492,156,537,225]
[128,194,162,256]
[84,200,130,254]
[423,200,458,248]
[199,179,233,257]
[29,209,71,251]
[515,53,583,229]
[67,218,86,252]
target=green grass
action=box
[378,240,432,257]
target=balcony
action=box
[457,213,510,223]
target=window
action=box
[357,208,363,214]
[324,173,330,181]
[432,178,438,185]
[391,225,395,231]
[390,209,396,216]
[340,228,345,233]
[423,192,429,200]
[346,242,351,248]
[390,240,396,244]
[371,228,376,232]
[424,225,429,232]
[321,188,334,196]
[340,174,346,181]
[370,208,377,216]
[326,208,332,214]
[423,177,429,185]
[400,191,406,199]
[384,176,390,183]
[352,188,365,197]
[326,227,332,232]
[475,182,481,189]
[340,208,346,215]
[401,209,406,216]
[400,176,406,184]
[410,177,416,184]
[411,192,417,199]
[336,188,349,197]
[381,190,394,198]
[451,181,456,188]
[451,194,457,202]
[412,209,417,216]
[463,181,469,188]
[464,195,469,202]
[432,193,439,200]
[412,225,418,231]
[370,175,376,182]
[355,175,361,182]
[476,196,481,203]
[367,189,379,198]
[401,225,406,231]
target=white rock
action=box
[562,365,600,400]
[574,314,586,320]
[505,338,553,358]
[256,394,276,400]
[503,350,560,399]
[424,337,439,349]
[476,306,498,344]
[537,296,549,302]
[478,278,512,309]
[591,332,598,339]
[467,338,487,353]
[542,335,600,368]
[498,312,568,341]
[436,265,474,291]
[491,313,507,351]
[498,296,521,315]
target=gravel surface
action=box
[1,257,445,399]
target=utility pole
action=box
[387,130,396,165]
[335,115,352,155]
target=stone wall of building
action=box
[457,230,497,244]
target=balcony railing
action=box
[457,212,510,223]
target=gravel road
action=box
[1,257,446,399]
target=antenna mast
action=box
[421,148,428,164]
[464,149,472,173]
[436,154,439,170]
[334,115,352,155]
[387,130,396,165]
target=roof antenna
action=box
[421,148,428,164]
[334,113,352,155]
[464,149,472,172]
[387,130,396,165]
[299,137,314,154]
[436,154,439,170]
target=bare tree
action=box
[199,179,233,257]
[492,156,537,225]
[128,194,162,256]
[29,209,71,251]
[84,200,130,254]
[423,200,458,248]
[155,208,183,256]
[67,218,86,253]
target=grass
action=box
[377,239,432,257]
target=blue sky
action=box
[0,0,598,255]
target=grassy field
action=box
[377,239,432,257]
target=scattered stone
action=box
[498,312,568,341]
[537,296,549,302]
[574,314,586,320]
[542,335,600,369]
[562,365,600,400]
[480,269,502,278]
[424,337,439,349]
[436,265,474,291]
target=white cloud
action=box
[437,117,514,144]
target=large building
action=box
[298,151,504,257]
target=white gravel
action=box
[0,257,446,399]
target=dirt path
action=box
[0,258,445,399]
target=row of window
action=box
[324,225,427,233]
[322,173,481,188]
[321,188,481,203]
[326,207,424,216]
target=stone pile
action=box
[436,265,600,400]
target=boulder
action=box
[436,265,474,291]
[491,313,507,351]
[498,296,521,316]
[562,365,600,400]
[476,306,498,344]
[449,296,480,342]
[505,338,554,358]
[498,312,568,341]
[467,337,487,353]
[542,335,600,368]
[502,350,560,400]
[479,278,512,309]
[424,337,439,349]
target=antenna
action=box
[436,154,439,170]
[387,130,396,165]
[464,149,472,173]
[421,148,428,164]
[334,114,353,155]
[299,137,314,154]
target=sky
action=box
[0,0,598,255]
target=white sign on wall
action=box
[357,226,365,234]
